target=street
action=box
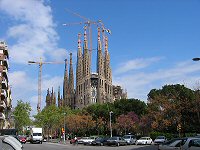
[23,142,158,150]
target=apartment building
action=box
[0,41,12,129]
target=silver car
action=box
[159,137,200,150]
[154,136,167,145]
[0,135,23,150]
[123,135,136,145]
[107,136,127,146]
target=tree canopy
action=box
[13,100,32,133]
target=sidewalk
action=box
[47,138,70,145]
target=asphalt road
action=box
[23,142,159,150]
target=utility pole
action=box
[28,58,63,113]
[109,111,113,137]
[63,112,66,143]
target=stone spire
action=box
[63,59,69,106]
[82,26,91,106]
[104,36,113,102]
[75,33,83,109]
[83,26,91,77]
[58,86,61,107]
[46,88,51,107]
[97,27,105,103]
[51,87,56,105]
[69,52,75,108]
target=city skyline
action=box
[0,0,200,115]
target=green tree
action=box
[34,105,61,138]
[113,99,147,117]
[147,84,196,134]
[13,100,32,134]
[84,103,115,135]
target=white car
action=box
[136,137,153,145]
[78,136,97,145]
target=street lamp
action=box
[63,112,66,143]
[192,58,200,61]
[109,111,113,137]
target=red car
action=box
[18,135,26,144]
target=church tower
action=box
[104,36,113,102]
[82,27,92,107]
[68,52,75,108]
[45,88,51,107]
[97,27,105,103]
[75,33,83,108]
[63,59,69,107]
[75,27,113,109]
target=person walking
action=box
[73,136,78,145]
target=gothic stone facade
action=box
[63,28,113,109]
[46,27,127,109]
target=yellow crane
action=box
[28,58,63,113]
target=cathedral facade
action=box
[46,27,127,109]
[63,27,113,109]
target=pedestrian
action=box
[74,135,78,145]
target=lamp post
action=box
[192,58,200,61]
[109,111,113,137]
[63,112,66,143]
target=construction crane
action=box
[28,58,63,113]
[98,20,111,49]
[63,9,111,53]
[63,8,100,58]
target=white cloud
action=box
[9,71,37,92]
[113,59,200,101]
[42,76,63,91]
[0,0,66,64]
[114,57,163,74]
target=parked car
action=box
[136,137,153,145]
[106,136,127,146]
[123,134,137,145]
[78,136,97,145]
[188,138,200,150]
[158,137,200,150]
[18,135,27,144]
[154,136,167,145]
[91,137,109,146]
[0,135,23,150]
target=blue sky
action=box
[0,0,200,115]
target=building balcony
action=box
[0,101,6,111]
[0,42,9,58]
[0,112,6,120]
[4,58,9,68]
[2,78,8,89]
[6,97,12,109]
[0,53,9,68]
[4,47,9,58]
[2,66,8,80]
[0,43,5,51]
[1,89,7,100]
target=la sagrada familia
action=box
[46,27,127,109]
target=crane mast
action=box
[28,58,63,113]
